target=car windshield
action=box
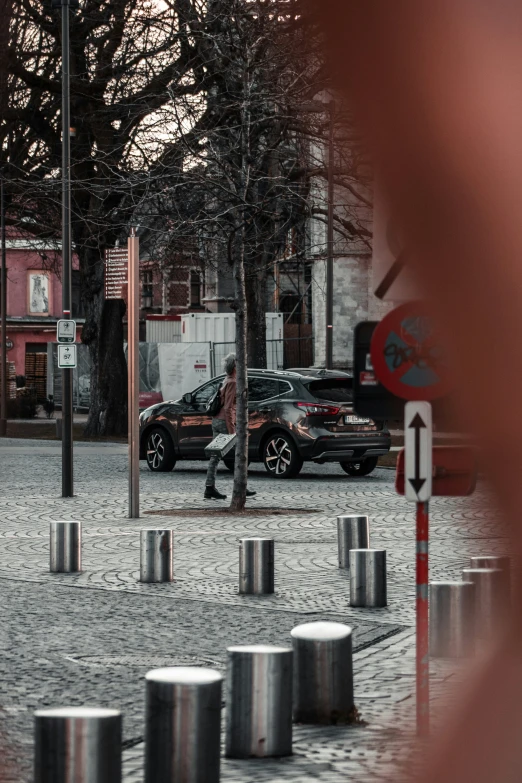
[307,379,353,403]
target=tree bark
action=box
[81,248,128,437]
[246,263,268,368]
[230,239,249,512]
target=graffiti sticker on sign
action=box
[370,302,452,401]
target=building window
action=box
[190,270,202,308]
[141,270,153,309]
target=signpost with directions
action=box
[57,319,76,343]
[58,344,77,369]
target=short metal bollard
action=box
[469,555,511,594]
[145,667,223,783]
[239,538,274,594]
[34,707,122,783]
[226,644,293,758]
[140,530,173,583]
[291,621,353,724]
[430,581,476,658]
[50,521,81,573]
[337,515,370,569]
[349,549,387,607]
[462,567,506,639]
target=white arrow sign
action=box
[405,401,432,502]
[58,344,77,369]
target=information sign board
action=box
[58,344,77,369]
[104,247,128,300]
[57,319,76,343]
[353,321,404,421]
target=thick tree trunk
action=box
[81,249,128,437]
[246,263,267,368]
[230,243,249,512]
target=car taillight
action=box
[295,402,340,416]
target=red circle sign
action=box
[370,302,452,401]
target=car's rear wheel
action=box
[263,433,303,479]
[340,457,378,477]
[146,427,176,472]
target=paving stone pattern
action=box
[0,440,505,782]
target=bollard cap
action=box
[50,520,82,526]
[227,644,292,655]
[291,621,351,641]
[146,667,223,684]
[34,707,120,719]
[239,537,274,543]
[337,515,369,522]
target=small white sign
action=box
[57,319,76,343]
[58,344,77,368]
[405,401,432,502]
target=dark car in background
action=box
[139,368,391,478]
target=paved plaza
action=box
[0,438,503,781]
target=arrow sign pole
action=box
[405,401,432,738]
[405,403,432,503]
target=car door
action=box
[177,378,222,457]
[248,376,283,455]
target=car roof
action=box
[284,368,353,380]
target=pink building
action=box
[2,230,82,396]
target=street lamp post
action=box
[325,100,335,370]
[0,171,7,437]
[298,99,336,369]
[53,0,76,496]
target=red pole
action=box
[416,500,429,736]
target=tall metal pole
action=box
[128,229,139,518]
[61,0,73,496]
[0,173,7,437]
[325,100,335,370]
[416,499,430,736]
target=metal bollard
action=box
[462,567,506,639]
[337,515,370,569]
[349,549,387,607]
[145,667,223,783]
[140,530,173,583]
[291,621,353,724]
[34,707,121,783]
[430,581,476,658]
[469,555,511,595]
[239,538,274,594]
[50,521,81,573]
[226,644,293,758]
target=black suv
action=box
[139,368,391,479]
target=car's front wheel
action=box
[340,456,378,477]
[263,433,303,478]
[146,427,176,472]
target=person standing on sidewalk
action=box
[204,353,256,500]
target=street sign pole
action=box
[415,498,429,737]
[325,100,335,370]
[405,400,432,737]
[60,0,73,497]
[128,229,139,519]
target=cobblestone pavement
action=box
[0,439,504,782]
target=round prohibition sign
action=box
[370,301,453,401]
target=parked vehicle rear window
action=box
[307,379,353,403]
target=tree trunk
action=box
[246,263,267,368]
[230,241,249,512]
[81,249,128,437]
